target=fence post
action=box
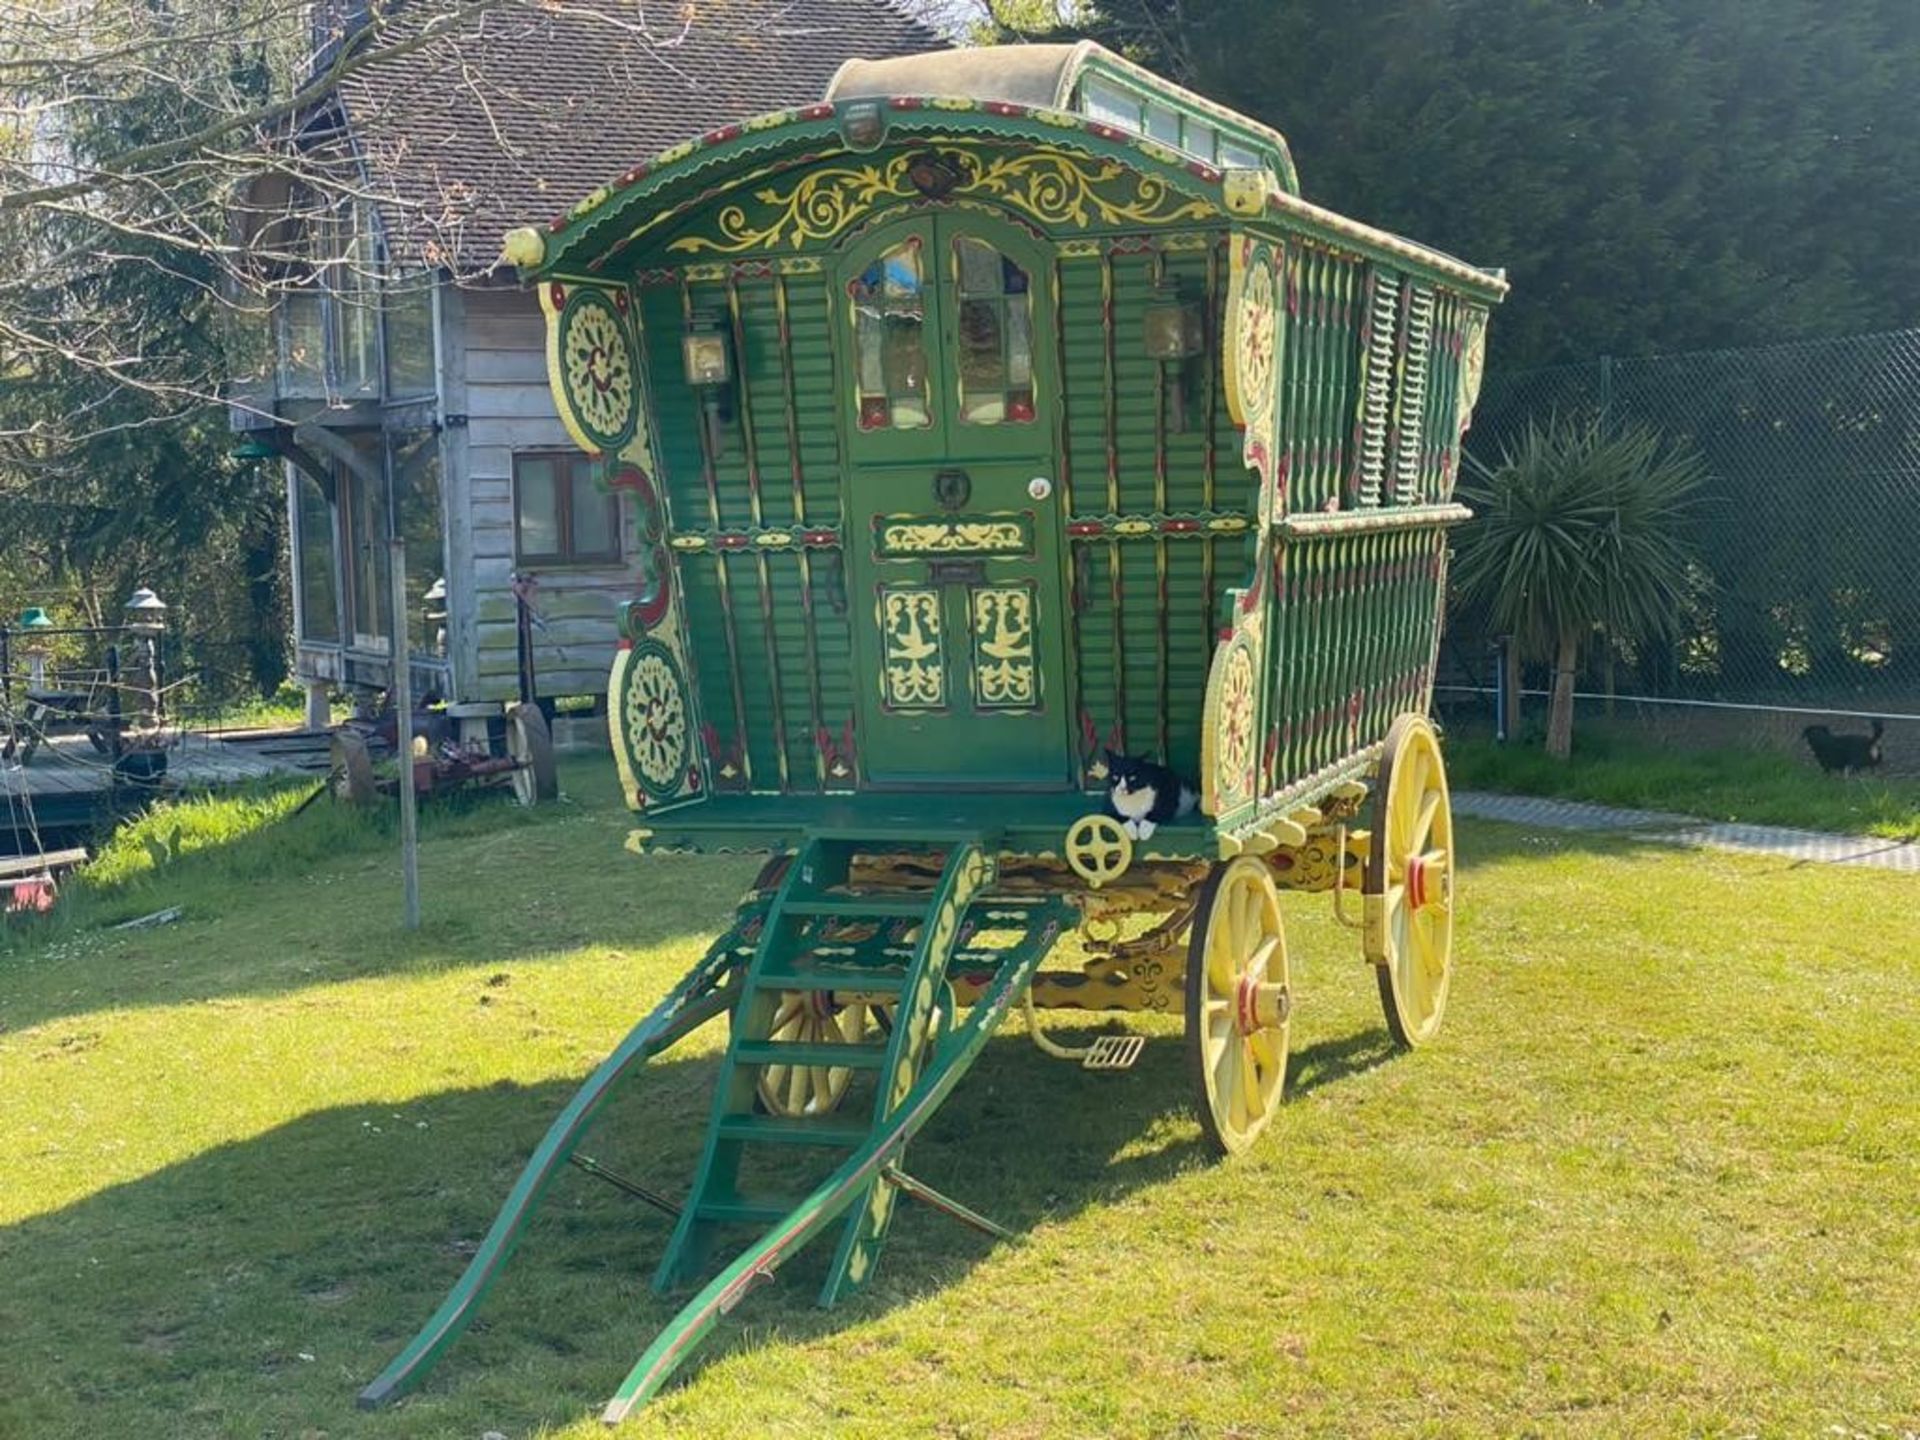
[104,645,124,762]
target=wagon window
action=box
[1144,103,1181,146]
[952,237,1035,426]
[850,238,931,430]
[1083,77,1139,132]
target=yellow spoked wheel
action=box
[756,991,891,1117]
[1185,856,1291,1156]
[1064,813,1133,889]
[1364,713,1455,1049]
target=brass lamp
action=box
[1143,286,1204,430]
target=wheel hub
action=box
[1405,853,1449,911]
[1233,975,1290,1035]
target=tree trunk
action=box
[1546,632,1579,760]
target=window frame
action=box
[513,450,622,567]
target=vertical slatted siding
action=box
[1265,528,1445,789]
[643,270,851,793]
[1057,238,1246,781]
[1273,244,1366,515]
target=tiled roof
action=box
[337,0,945,272]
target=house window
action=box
[384,271,436,397]
[294,473,341,644]
[514,452,620,565]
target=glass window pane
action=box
[281,291,325,392]
[569,468,617,560]
[1219,139,1263,170]
[1083,78,1138,131]
[344,458,391,649]
[952,237,1034,427]
[517,456,561,559]
[384,273,435,396]
[397,445,444,655]
[850,239,929,429]
[1186,122,1217,161]
[1144,104,1181,144]
[295,474,340,643]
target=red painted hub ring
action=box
[1406,856,1428,910]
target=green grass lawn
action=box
[1446,726,1920,840]
[2,760,1916,1438]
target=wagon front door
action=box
[839,215,1071,789]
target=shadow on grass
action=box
[0,760,759,1034]
[0,1001,1389,1437]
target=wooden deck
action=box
[1,730,325,836]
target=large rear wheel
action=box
[1365,714,1455,1048]
[1185,856,1291,1156]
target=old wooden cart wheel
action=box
[1185,855,1291,1156]
[329,730,377,806]
[1365,714,1455,1048]
[505,703,559,806]
[756,991,891,1117]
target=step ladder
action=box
[654,830,990,1303]
[359,829,1070,1424]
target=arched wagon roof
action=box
[506,45,1503,302]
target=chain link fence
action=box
[1441,328,1920,742]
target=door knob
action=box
[1028,476,1054,500]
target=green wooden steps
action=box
[652,830,994,1294]
[602,852,1070,1422]
[358,829,1071,1427]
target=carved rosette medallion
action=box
[621,639,692,799]
[1213,638,1257,810]
[556,289,639,454]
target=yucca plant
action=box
[1456,417,1706,758]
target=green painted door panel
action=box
[836,214,1071,789]
[847,461,1071,787]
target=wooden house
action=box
[228,0,941,730]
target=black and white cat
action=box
[1103,749,1198,840]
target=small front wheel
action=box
[1185,855,1291,1156]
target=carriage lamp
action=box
[839,100,887,152]
[681,317,735,459]
[1143,289,1204,431]
[681,324,731,388]
[1142,295,1203,361]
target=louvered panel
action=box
[725,551,786,788]
[1354,270,1400,507]
[640,284,711,529]
[1392,285,1435,506]
[1110,252,1162,515]
[785,275,843,526]
[1057,261,1109,516]
[736,280,795,527]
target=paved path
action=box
[1453,792,1920,874]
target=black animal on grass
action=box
[1802,719,1885,775]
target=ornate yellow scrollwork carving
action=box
[668,145,1217,257]
[970,586,1037,710]
[880,587,944,709]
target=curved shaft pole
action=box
[357,962,737,1409]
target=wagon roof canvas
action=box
[335,0,945,270]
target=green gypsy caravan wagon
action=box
[362,42,1506,1421]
